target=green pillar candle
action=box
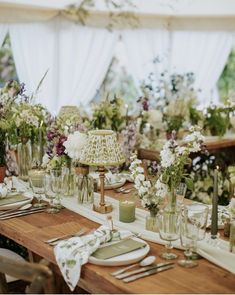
[119,200,135,223]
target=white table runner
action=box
[61,193,235,275]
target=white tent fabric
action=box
[122,29,233,106]
[122,29,169,88]
[9,19,117,113]
[170,31,233,106]
[10,21,58,112]
[0,24,8,46]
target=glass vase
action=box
[17,138,32,181]
[145,211,158,232]
[61,167,76,197]
[230,217,235,253]
[166,187,177,213]
[75,165,94,204]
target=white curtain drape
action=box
[10,18,117,113]
[0,24,8,46]
[122,29,169,88]
[10,21,58,113]
[122,29,233,105]
[57,20,117,108]
[169,31,233,106]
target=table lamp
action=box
[79,130,125,214]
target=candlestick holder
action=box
[79,130,125,214]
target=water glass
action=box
[44,174,59,214]
[50,169,63,209]
[182,204,209,258]
[158,210,180,260]
[28,169,45,208]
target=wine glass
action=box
[178,211,198,268]
[157,210,180,260]
[50,169,63,209]
[44,174,59,214]
[28,169,45,208]
[182,204,209,259]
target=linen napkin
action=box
[54,226,113,291]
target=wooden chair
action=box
[0,255,55,294]
[137,148,160,178]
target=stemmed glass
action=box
[50,169,63,209]
[28,169,45,208]
[178,211,198,268]
[176,183,187,207]
[44,174,59,214]
[179,203,209,263]
[158,210,180,260]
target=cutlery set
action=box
[44,228,87,246]
[0,205,47,220]
[111,261,174,283]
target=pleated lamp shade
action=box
[79,130,125,167]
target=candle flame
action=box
[216,165,219,170]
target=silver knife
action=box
[0,208,45,220]
[115,262,174,279]
[123,265,174,283]
[0,205,47,218]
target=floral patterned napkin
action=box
[54,226,112,291]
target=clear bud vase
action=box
[17,137,32,181]
[62,167,76,197]
[75,165,94,204]
[145,210,158,232]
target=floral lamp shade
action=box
[79,130,125,167]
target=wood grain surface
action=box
[0,189,234,294]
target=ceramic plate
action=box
[0,195,33,211]
[88,237,150,266]
[90,173,126,190]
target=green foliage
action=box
[204,106,230,137]
[189,106,203,125]
[163,114,184,133]
[91,95,125,131]
[218,49,235,103]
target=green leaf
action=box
[185,177,194,191]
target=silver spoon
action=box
[0,203,32,216]
[111,255,156,276]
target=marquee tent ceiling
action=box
[0,0,235,29]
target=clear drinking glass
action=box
[182,204,209,259]
[50,169,63,209]
[28,169,45,208]
[176,183,187,207]
[178,212,198,268]
[158,210,180,260]
[44,174,59,214]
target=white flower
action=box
[155,179,168,199]
[42,153,50,168]
[63,131,87,160]
[229,198,235,216]
[160,146,176,168]
[135,174,145,182]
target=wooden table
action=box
[138,136,235,162]
[0,191,235,294]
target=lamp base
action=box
[93,203,113,214]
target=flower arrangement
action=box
[157,127,205,208]
[130,154,164,215]
[63,131,87,166]
[130,127,205,213]
[43,124,69,170]
[91,95,125,131]
[203,102,234,137]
